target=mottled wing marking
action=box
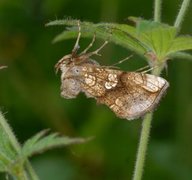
[80,65,121,97]
[97,71,168,120]
[132,73,165,92]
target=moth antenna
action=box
[88,40,108,56]
[72,20,81,56]
[141,61,167,74]
[80,33,96,54]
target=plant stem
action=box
[12,167,29,180]
[26,161,40,180]
[154,0,162,22]
[132,113,153,180]
[174,0,191,30]
[0,112,21,153]
[0,112,39,180]
[132,1,164,179]
[132,60,165,180]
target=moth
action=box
[55,22,169,120]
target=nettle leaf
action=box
[169,51,192,60]
[168,36,192,54]
[21,130,89,158]
[135,24,177,60]
[0,125,18,159]
[0,151,12,172]
[46,19,146,55]
[0,113,19,167]
[47,18,192,63]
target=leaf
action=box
[126,19,177,60]
[141,26,177,59]
[47,19,147,55]
[169,52,192,60]
[168,35,192,55]
[0,112,20,162]
[0,112,38,178]
[21,130,90,158]
[47,18,192,63]
[0,151,12,172]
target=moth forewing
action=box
[92,70,169,120]
[118,72,169,120]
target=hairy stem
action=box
[0,112,39,180]
[154,0,162,22]
[132,1,164,178]
[0,112,21,152]
[174,0,191,30]
[26,161,40,180]
[132,62,164,180]
[132,113,153,180]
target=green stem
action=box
[132,113,153,180]
[132,1,191,180]
[132,62,165,180]
[132,1,164,179]
[0,112,39,180]
[154,0,162,22]
[174,0,191,30]
[12,167,29,180]
[0,112,21,153]
[26,161,40,180]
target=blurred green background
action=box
[0,0,192,179]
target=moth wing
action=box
[97,72,169,120]
[79,65,119,97]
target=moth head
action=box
[60,66,82,99]
[61,78,81,99]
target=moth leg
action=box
[135,65,150,72]
[141,65,158,74]
[111,55,133,66]
[72,20,81,56]
[88,40,108,56]
[80,33,96,54]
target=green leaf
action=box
[47,18,192,63]
[169,51,192,60]
[136,19,167,33]
[21,130,90,158]
[140,26,177,60]
[0,151,12,172]
[47,19,147,55]
[0,112,20,164]
[168,35,192,55]
[126,19,177,60]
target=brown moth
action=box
[55,21,169,120]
